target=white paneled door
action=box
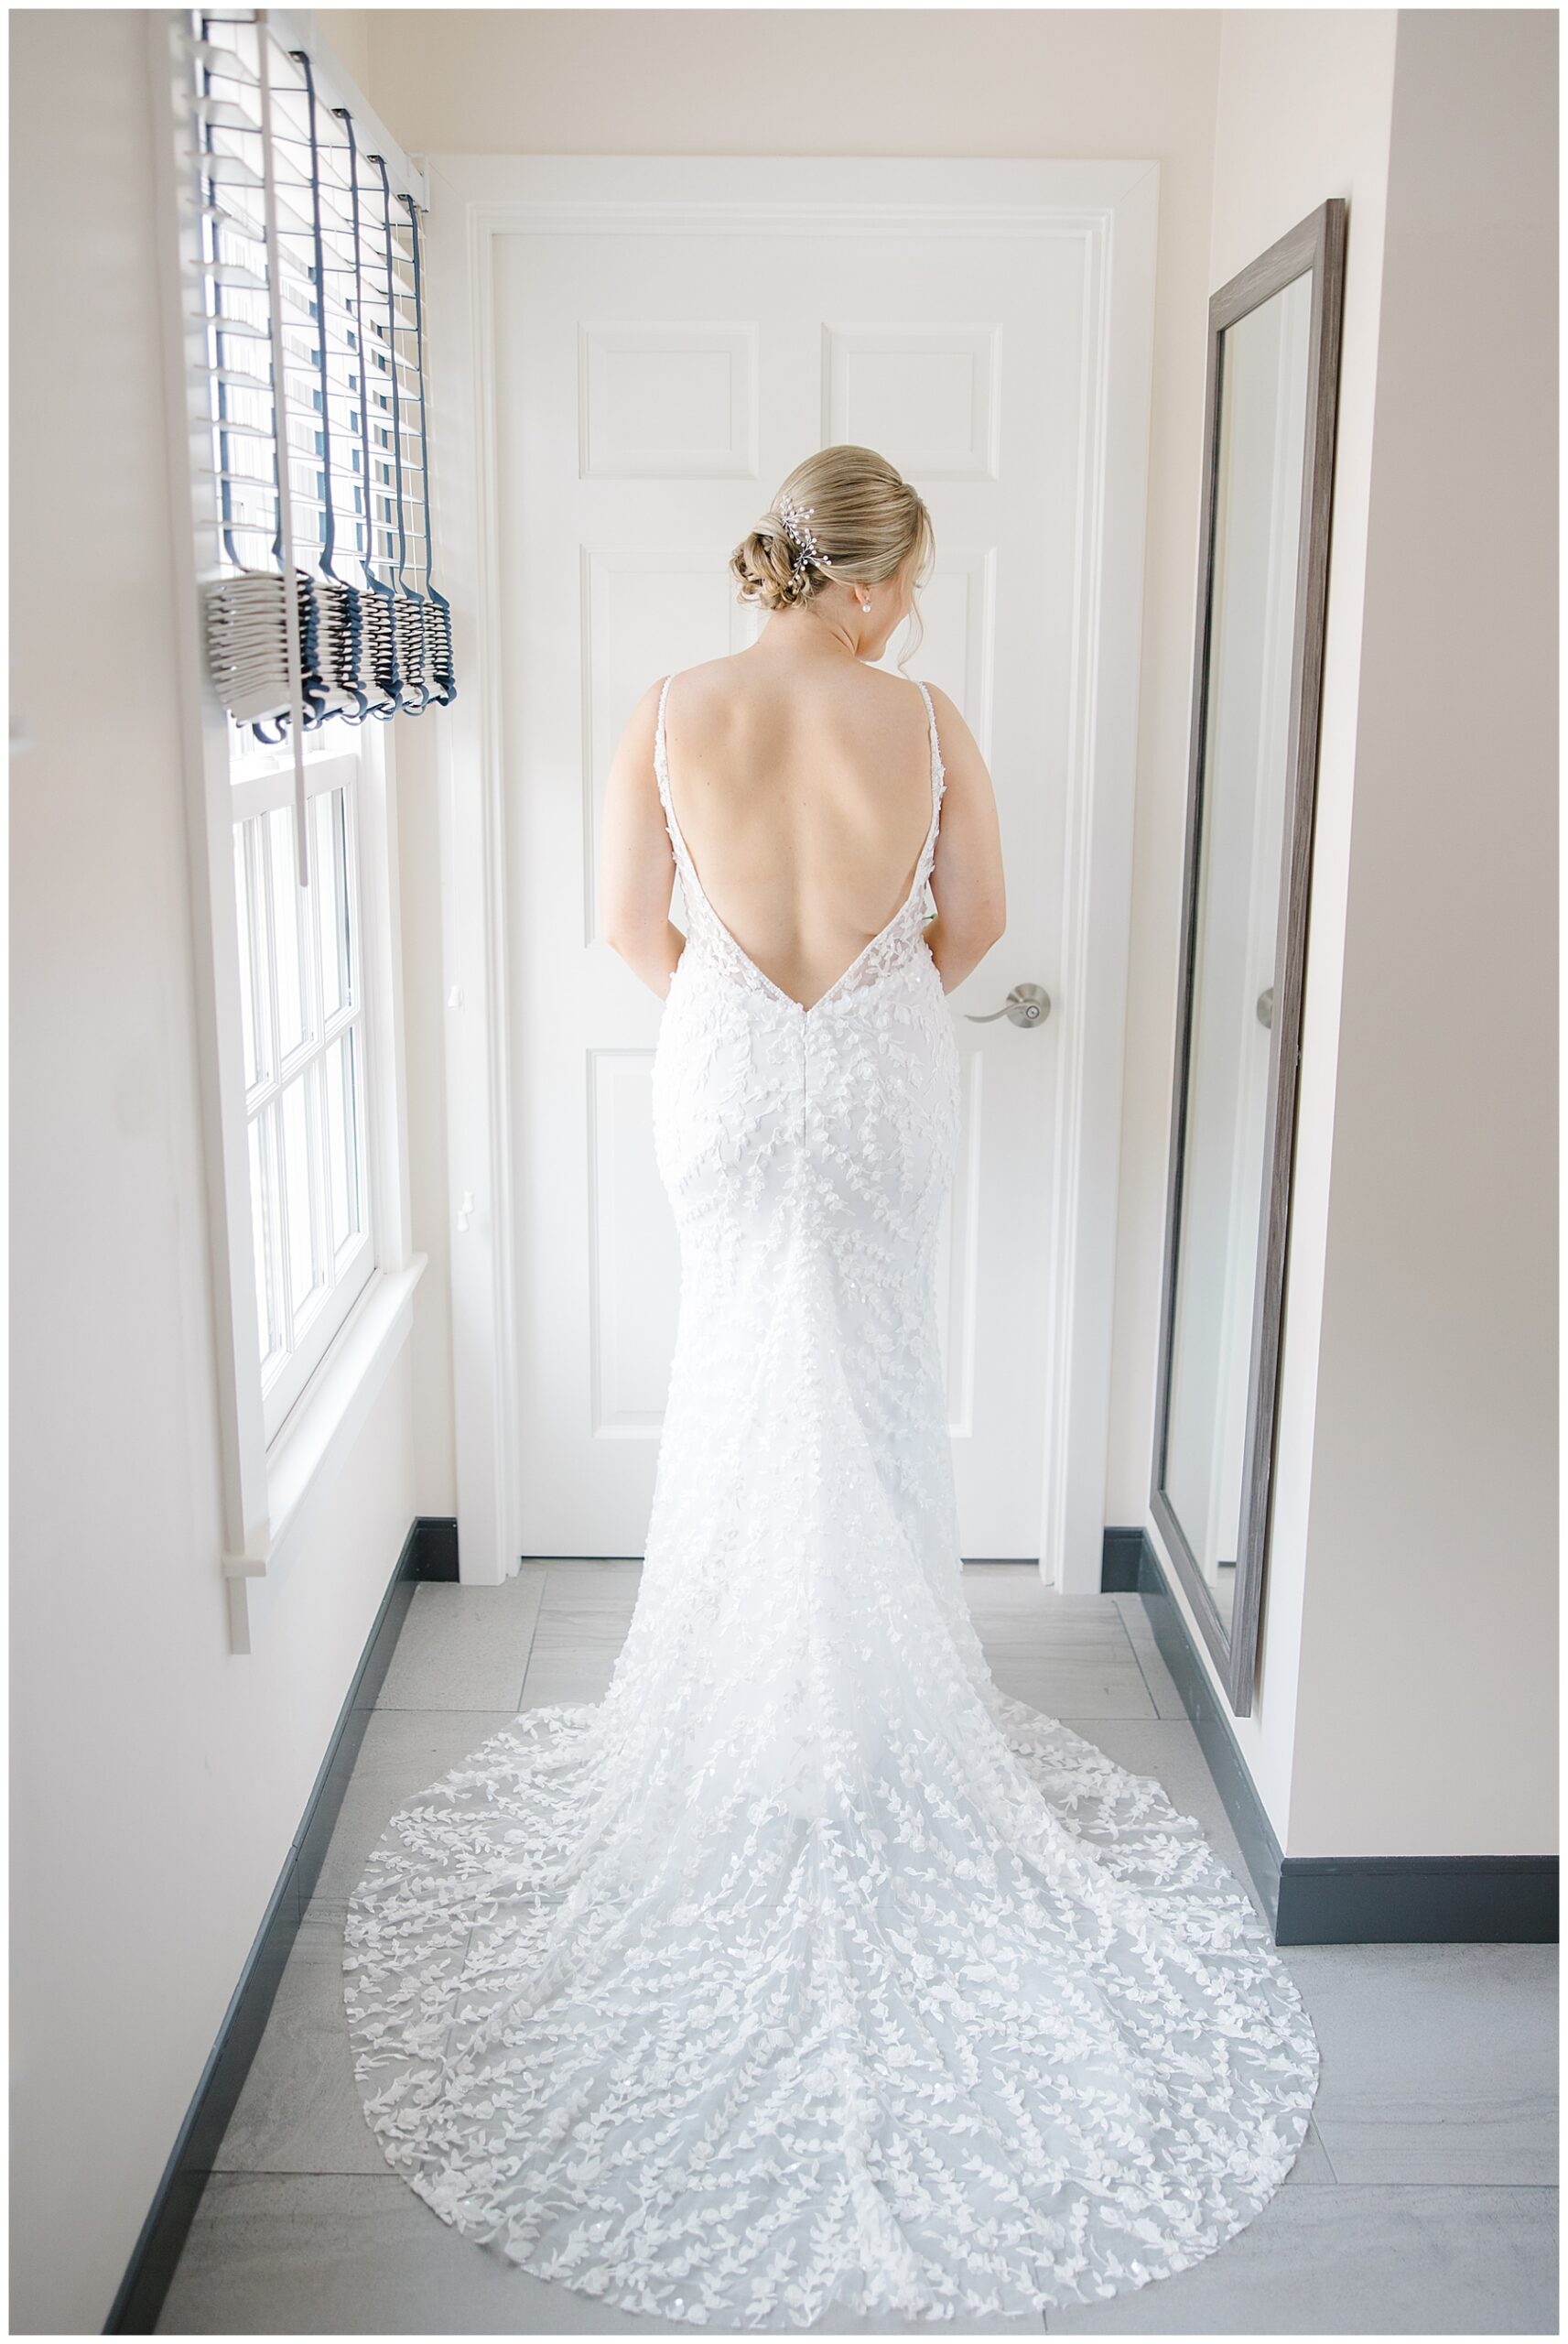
[429,160,1158,1586]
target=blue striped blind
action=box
[173,9,455,873]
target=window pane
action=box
[324,1026,365,1256]
[233,819,273,1091]
[233,828,258,1085]
[316,787,348,1021]
[339,787,356,1005]
[249,1116,268,1354]
[280,1069,320,1316]
[267,804,311,1058]
[250,1110,282,1370]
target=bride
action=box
[344,444,1319,2329]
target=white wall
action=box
[9,13,424,2330]
[1285,7,1558,1857]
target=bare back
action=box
[659,654,936,1015]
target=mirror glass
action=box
[1163,272,1313,1626]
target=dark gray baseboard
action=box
[1099,1525,1146,1592]
[1273,1854,1560,1945]
[104,1516,458,2334]
[1102,1526,1559,1948]
[415,1513,460,1580]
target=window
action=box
[150,10,435,1647]
[231,743,374,1441]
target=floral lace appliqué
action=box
[343,672,1319,2329]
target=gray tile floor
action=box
[158,1563,1558,2335]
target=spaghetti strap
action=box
[917,679,945,781]
[654,670,678,820]
[914,678,945,804]
[913,678,946,884]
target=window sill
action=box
[223,1253,427,1652]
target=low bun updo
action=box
[729,444,934,658]
[728,515,813,613]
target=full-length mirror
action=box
[1152,199,1346,1716]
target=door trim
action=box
[425,156,1160,1589]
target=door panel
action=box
[495,213,1093,1558]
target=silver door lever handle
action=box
[965,982,1052,1028]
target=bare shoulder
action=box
[920,681,988,779]
[852,664,943,755]
[663,653,917,743]
[663,652,742,711]
[677,652,740,687]
[616,673,669,749]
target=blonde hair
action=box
[729,445,935,667]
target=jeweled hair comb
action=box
[775,491,824,583]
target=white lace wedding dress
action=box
[344,671,1319,2328]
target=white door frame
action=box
[425,155,1159,1591]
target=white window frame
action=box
[148,12,427,1653]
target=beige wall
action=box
[363,5,1221,165]
[316,6,371,89]
[318,23,459,1518]
[395,717,459,1510]
[1141,6,1558,1861]
[351,5,1346,1843]
[1143,9,1402,1839]
[359,0,1229,1568]
[1285,7,1558,1856]
[9,12,1552,2325]
[9,13,421,2329]
[358,8,1555,1859]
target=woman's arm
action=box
[600,678,686,997]
[923,683,1006,993]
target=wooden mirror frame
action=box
[1150,197,1347,1717]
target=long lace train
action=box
[343,670,1319,2326]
